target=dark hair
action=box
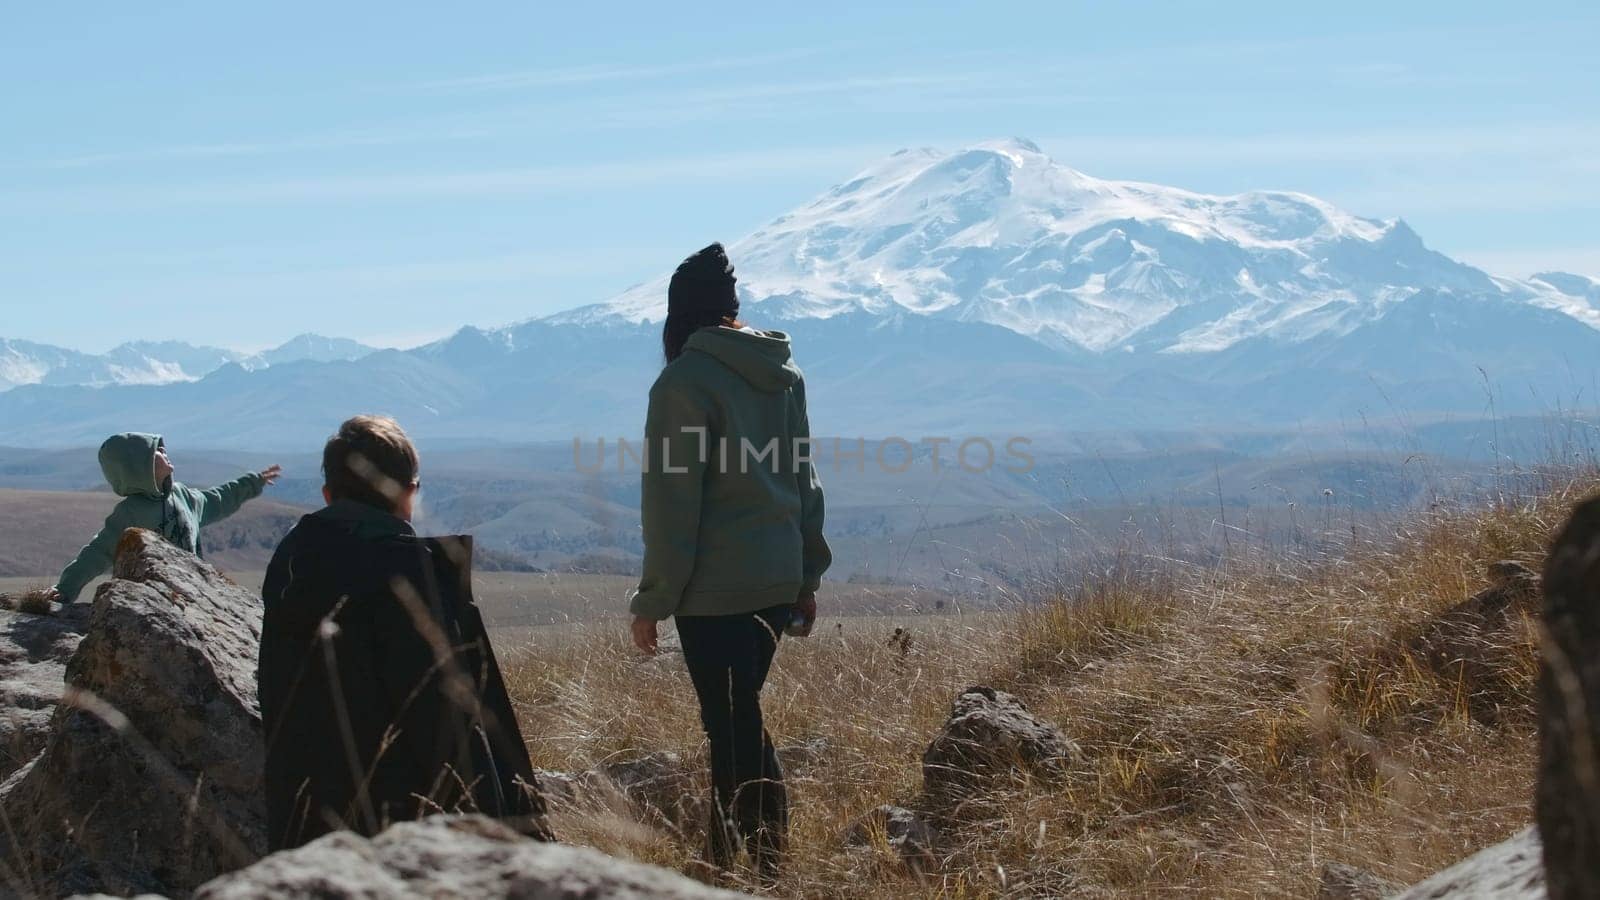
[322,415,419,513]
[664,243,740,363]
[662,312,743,363]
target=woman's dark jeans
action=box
[675,604,790,876]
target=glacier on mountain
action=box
[581,138,1586,356]
[3,139,1599,446]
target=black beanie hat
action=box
[667,243,739,320]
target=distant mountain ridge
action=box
[2,139,1598,448]
[0,333,374,392]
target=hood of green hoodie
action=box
[684,327,801,393]
[98,432,166,498]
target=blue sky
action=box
[3,1,1597,352]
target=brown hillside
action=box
[501,471,1593,897]
[0,488,307,577]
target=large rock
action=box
[192,814,750,899]
[845,804,939,873]
[0,529,267,897]
[1393,826,1545,900]
[1390,559,1540,723]
[1318,861,1401,900]
[775,736,831,777]
[1537,497,1600,900]
[598,750,705,830]
[921,686,1078,814]
[0,602,90,779]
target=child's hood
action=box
[98,432,167,498]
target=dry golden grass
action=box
[0,584,54,615]
[502,471,1593,897]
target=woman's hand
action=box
[631,615,659,655]
[259,464,283,486]
[794,591,818,637]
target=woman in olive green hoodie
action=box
[630,243,830,880]
[49,432,281,603]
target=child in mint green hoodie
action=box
[48,432,282,603]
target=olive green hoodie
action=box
[55,432,266,602]
[631,327,831,620]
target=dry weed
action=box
[498,473,1598,895]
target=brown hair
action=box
[322,415,419,513]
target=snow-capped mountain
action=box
[586,138,1591,354]
[1526,271,1600,318]
[0,339,215,392]
[2,139,1597,448]
[0,334,375,392]
[252,333,375,367]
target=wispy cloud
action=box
[1455,247,1600,279]
[1035,123,1600,167]
[1021,125,1600,222]
[417,46,835,93]
[28,63,1012,170]
[11,143,902,210]
[1328,178,1600,217]
[264,247,675,287]
[40,126,496,170]
[555,70,1078,130]
[17,120,1600,219]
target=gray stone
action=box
[921,686,1078,814]
[775,736,830,776]
[1537,498,1600,900]
[0,602,90,779]
[0,529,267,897]
[1318,861,1402,900]
[530,768,584,807]
[193,814,752,899]
[845,804,939,873]
[1393,826,1545,900]
[598,750,704,830]
[1400,559,1539,723]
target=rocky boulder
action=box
[1537,497,1600,900]
[0,529,267,897]
[775,736,831,777]
[921,686,1078,814]
[597,750,705,831]
[1396,559,1540,723]
[845,804,939,873]
[192,814,751,899]
[1392,826,1545,900]
[0,602,90,779]
[1318,861,1401,900]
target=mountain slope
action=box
[252,333,375,367]
[2,139,1597,446]
[585,138,1556,357]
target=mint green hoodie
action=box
[55,432,266,602]
[631,327,831,620]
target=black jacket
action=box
[258,501,550,850]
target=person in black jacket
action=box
[258,415,550,850]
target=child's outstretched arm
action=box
[55,518,123,603]
[195,465,282,527]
